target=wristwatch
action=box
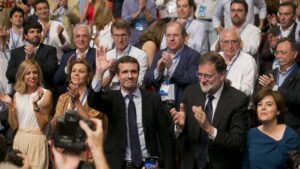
[33,105,40,112]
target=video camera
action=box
[52,110,94,152]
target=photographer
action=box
[50,118,109,169]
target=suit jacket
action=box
[260,23,297,74]
[6,44,57,90]
[144,45,199,109]
[266,65,300,135]
[179,83,249,169]
[53,47,96,94]
[88,89,175,169]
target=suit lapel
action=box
[280,65,299,88]
[212,85,231,127]
[85,48,94,64]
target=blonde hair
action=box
[14,60,43,94]
[93,0,114,31]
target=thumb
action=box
[79,120,92,136]
[180,103,184,112]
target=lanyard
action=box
[185,17,193,30]
[225,50,240,77]
[276,63,297,87]
[10,29,21,49]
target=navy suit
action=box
[6,44,57,90]
[266,64,300,135]
[144,45,199,109]
[54,47,96,94]
[88,89,175,169]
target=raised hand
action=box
[162,51,173,69]
[192,106,214,135]
[95,46,113,73]
[24,43,35,59]
[67,82,80,104]
[170,103,186,129]
[32,87,44,103]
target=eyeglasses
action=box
[195,72,216,80]
[274,50,290,56]
[221,40,239,45]
[113,33,128,39]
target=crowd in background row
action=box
[0,0,300,169]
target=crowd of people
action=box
[0,0,300,169]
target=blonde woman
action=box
[7,60,52,169]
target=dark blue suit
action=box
[144,45,199,109]
[54,47,96,94]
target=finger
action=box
[179,103,184,112]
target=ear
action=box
[277,111,280,115]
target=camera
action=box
[287,150,300,169]
[52,110,94,152]
[7,149,23,167]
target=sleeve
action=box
[136,52,148,87]
[6,49,19,83]
[242,27,261,55]
[54,53,69,85]
[121,0,133,23]
[212,0,224,28]
[40,46,58,81]
[254,0,267,19]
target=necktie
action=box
[127,94,143,167]
[196,95,215,169]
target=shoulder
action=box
[142,41,157,50]
[41,44,57,50]
[224,83,248,100]
[183,45,200,56]
[245,24,261,33]
[239,51,256,64]
[131,45,147,56]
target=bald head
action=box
[219,27,241,59]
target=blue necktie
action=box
[127,94,143,167]
[196,95,214,169]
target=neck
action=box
[116,45,128,54]
[261,120,278,133]
[224,54,234,64]
[78,47,88,54]
[280,63,293,72]
[79,86,87,96]
[39,18,49,25]
[26,86,38,94]
[12,25,22,32]
[282,23,293,31]
[233,23,243,29]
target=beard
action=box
[231,17,244,26]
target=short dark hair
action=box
[115,56,140,73]
[33,0,49,11]
[23,22,42,35]
[276,38,298,52]
[176,0,196,13]
[279,1,297,14]
[198,51,227,73]
[111,19,131,35]
[254,87,287,124]
[9,7,24,18]
[230,0,248,14]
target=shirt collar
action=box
[279,63,297,74]
[121,87,141,99]
[280,23,295,34]
[76,48,89,58]
[206,82,224,101]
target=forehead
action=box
[72,63,87,70]
[260,95,275,103]
[166,24,181,34]
[220,30,238,40]
[11,11,23,17]
[279,5,294,13]
[27,28,40,32]
[74,27,89,35]
[198,62,217,73]
[118,62,138,71]
[36,2,48,8]
[230,3,245,10]
[112,27,128,34]
[24,65,38,73]
[276,41,292,50]
[177,0,189,6]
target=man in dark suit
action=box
[170,51,249,169]
[6,22,57,90]
[260,1,298,74]
[144,21,199,110]
[259,38,300,135]
[88,50,175,169]
[54,24,96,95]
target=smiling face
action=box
[24,28,41,46]
[257,95,279,124]
[23,65,39,88]
[70,63,89,86]
[275,40,297,71]
[74,26,90,52]
[116,62,139,93]
[176,0,192,19]
[197,62,225,94]
[35,2,49,21]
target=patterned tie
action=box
[127,94,143,167]
[196,95,215,169]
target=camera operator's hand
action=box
[49,140,81,169]
[79,118,109,169]
[17,152,30,169]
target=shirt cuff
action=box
[272,84,279,91]
[208,127,217,141]
[91,78,102,92]
[174,124,183,138]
